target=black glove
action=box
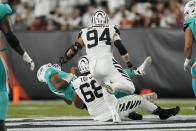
[130,66,137,71]
[126,61,137,71]
[59,56,68,66]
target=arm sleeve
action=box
[114,40,128,56]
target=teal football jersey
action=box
[184,17,196,43]
[44,67,75,101]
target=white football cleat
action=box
[134,56,152,76]
[142,92,158,101]
[101,82,114,94]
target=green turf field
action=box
[7,99,196,118]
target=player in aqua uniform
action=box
[0,1,35,131]
[37,55,153,102]
[183,1,196,99]
[37,63,75,104]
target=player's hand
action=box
[23,52,35,71]
[29,61,35,71]
[59,56,68,66]
[184,58,191,72]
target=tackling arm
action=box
[0,15,35,70]
[184,27,193,59]
[59,37,84,65]
[73,91,87,109]
[184,26,193,72]
[112,33,134,68]
[0,16,24,56]
[63,98,72,105]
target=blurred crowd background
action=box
[12,0,188,31]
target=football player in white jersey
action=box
[60,10,138,122]
[60,10,135,94]
[71,56,180,122]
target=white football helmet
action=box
[91,10,109,26]
[78,56,90,74]
[37,63,61,83]
[184,0,196,21]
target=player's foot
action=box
[128,112,143,120]
[101,82,114,94]
[153,106,180,120]
[0,120,7,131]
[112,111,121,123]
[142,92,158,101]
[134,56,152,75]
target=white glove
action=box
[23,52,35,71]
[184,58,191,72]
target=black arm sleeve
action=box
[114,40,127,56]
[78,31,83,38]
[114,25,120,35]
[4,32,20,48]
[64,42,82,60]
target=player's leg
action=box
[90,56,135,94]
[117,95,146,120]
[125,56,152,77]
[114,89,157,102]
[0,91,8,131]
[192,79,196,96]
[0,57,9,131]
[117,95,179,120]
[191,59,196,110]
[137,96,180,120]
[102,88,121,123]
[191,61,196,96]
[101,57,135,94]
[89,56,122,122]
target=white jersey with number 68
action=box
[80,25,119,58]
[71,74,112,121]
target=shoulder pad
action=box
[183,24,189,32]
[114,25,120,35]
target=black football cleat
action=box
[153,106,180,120]
[128,112,143,120]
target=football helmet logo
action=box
[91,10,109,26]
[78,56,90,74]
[184,0,196,21]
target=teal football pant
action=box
[0,56,9,120]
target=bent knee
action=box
[123,81,135,94]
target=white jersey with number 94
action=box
[71,74,112,121]
[80,25,118,58]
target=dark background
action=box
[3,28,195,99]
